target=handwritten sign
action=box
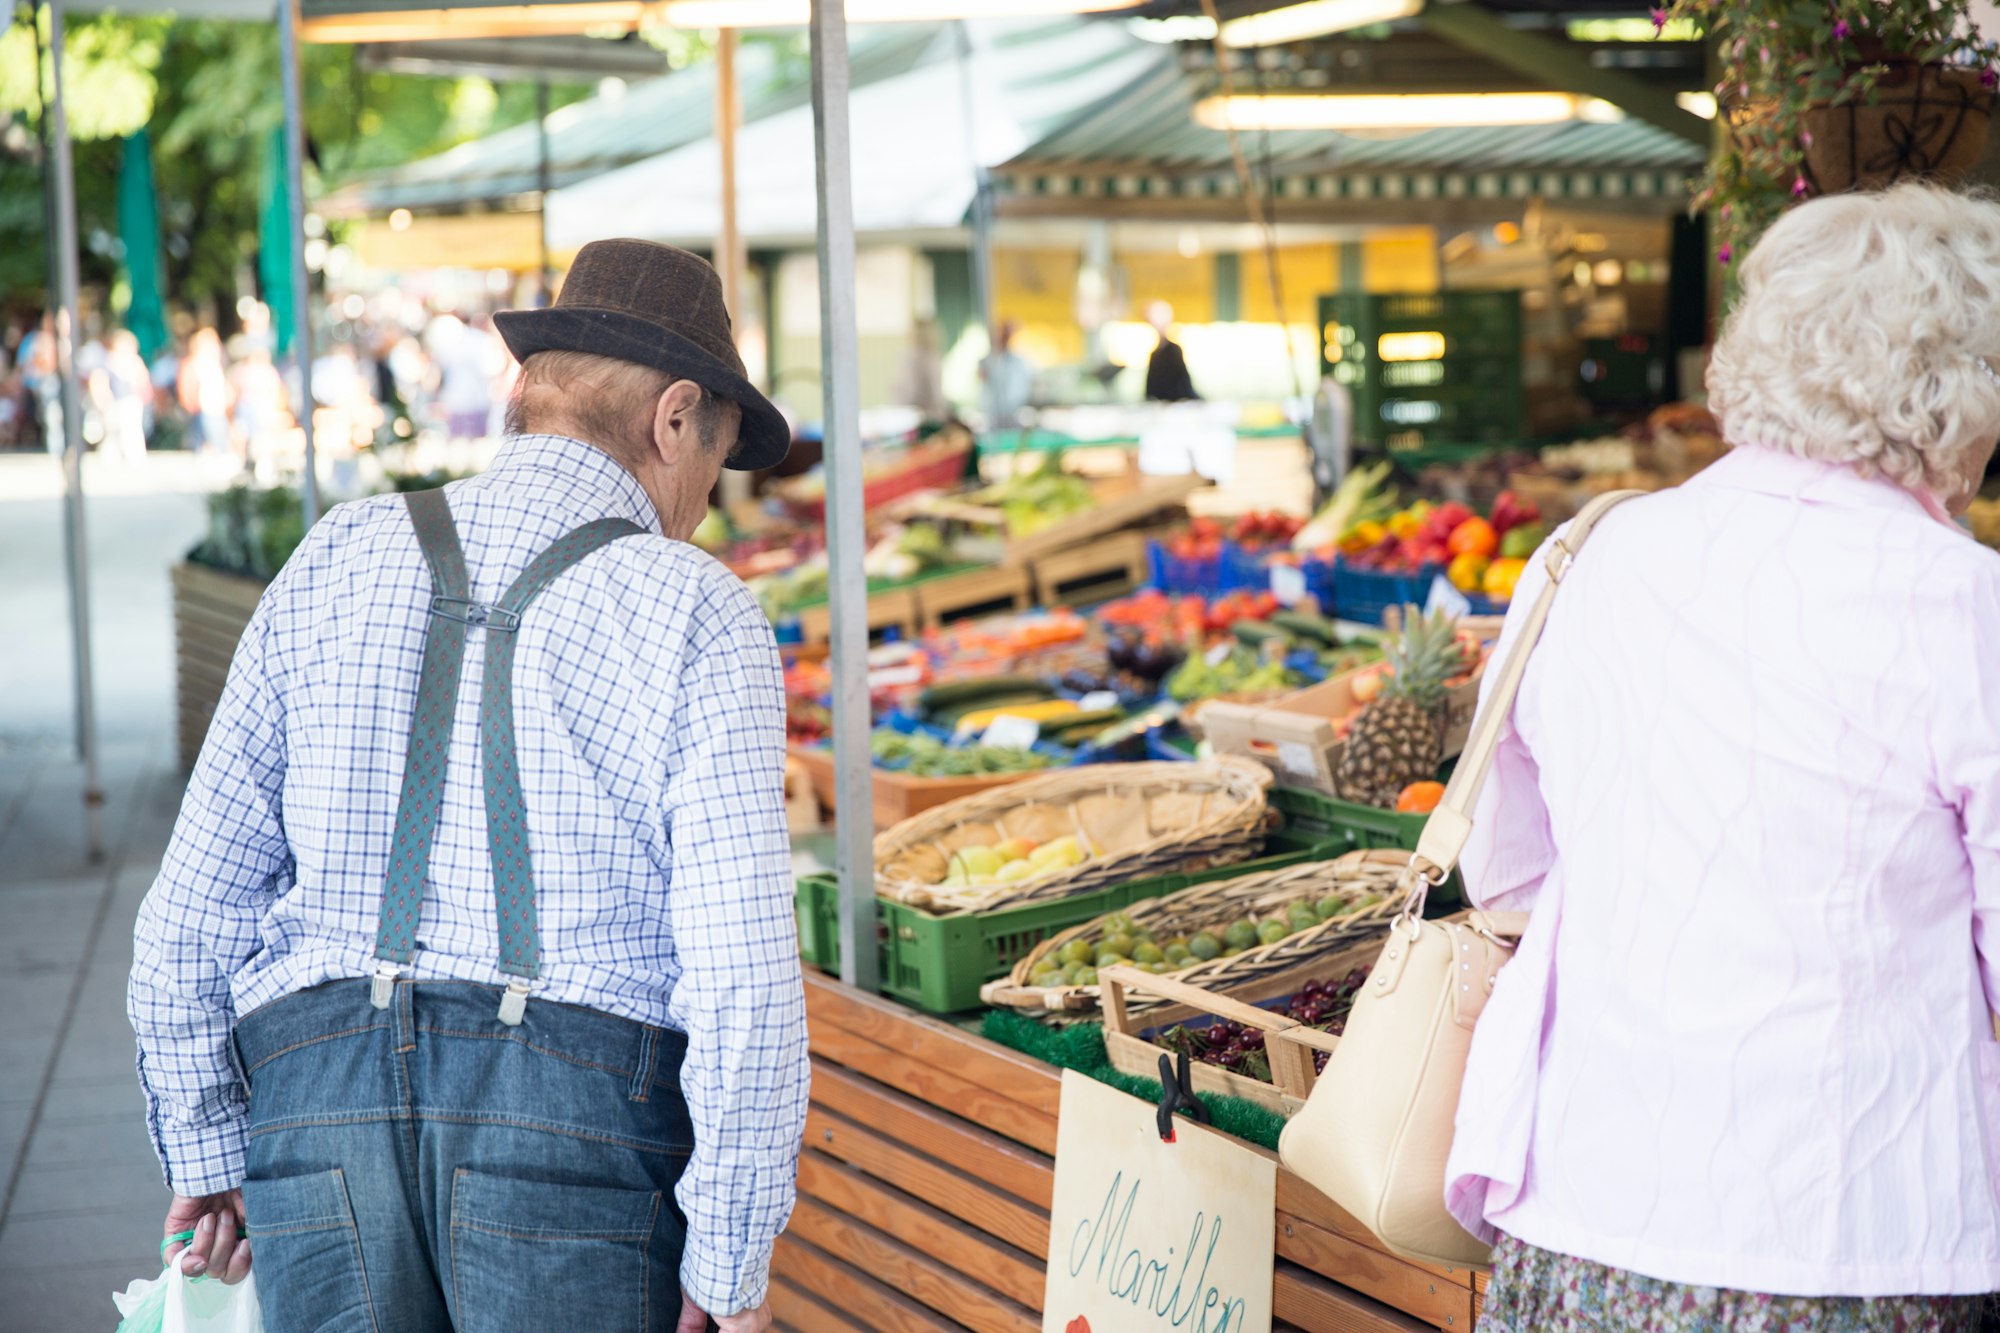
[1043,1071,1276,1333]
[981,714,1042,751]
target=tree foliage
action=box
[0,6,587,322]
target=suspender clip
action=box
[371,960,400,1010]
[497,977,532,1027]
[430,595,521,632]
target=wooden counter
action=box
[772,971,1483,1332]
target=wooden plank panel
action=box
[1276,1171,1471,1288]
[806,973,1062,1117]
[808,1020,1058,1156]
[173,563,267,613]
[806,1107,1051,1258]
[1275,1262,1436,1333]
[770,1276,872,1333]
[788,1197,1039,1333]
[772,1233,962,1333]
[176,599,257,641]
[1277,1214,1473,1330]
[811,1059,1055,1208]
[797,1153,1045,1309]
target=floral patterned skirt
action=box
[1480,1234,1995,1333]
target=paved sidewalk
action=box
[0,457,209,1331]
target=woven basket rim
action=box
[873,756,1274,914]
[981,847,1414,1016]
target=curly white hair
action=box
[1707,183,2000,504]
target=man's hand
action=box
[164,1190,251,1284]
[678,1291,772,1333]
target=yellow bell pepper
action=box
[1386,502,1430,541]
[1447,552,1489,593]
[1482,556,1526,602]
[1339,519,1388,554]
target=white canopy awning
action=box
[545,17,1159,248]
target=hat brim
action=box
[494,306,790,471]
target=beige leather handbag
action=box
[1277,489,1644,1269]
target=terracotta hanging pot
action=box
[1801,58,1994,194]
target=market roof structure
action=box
[544,17,1162,248]
[994,55,1707,222]
[318,24,944,217]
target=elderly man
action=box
[129,241,809,1333]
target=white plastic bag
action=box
[114,1261,262,1333]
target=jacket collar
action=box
[485,433,664,536]
[1688,444,1958,528]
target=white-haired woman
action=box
[1448,183,2000,1331]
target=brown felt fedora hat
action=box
[494,239,788,471]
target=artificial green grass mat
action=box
[980,1009,1288,1151]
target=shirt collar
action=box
[485,433,663,536]
[1687,444,1958,529]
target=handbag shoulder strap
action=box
[1405,489,1648,895]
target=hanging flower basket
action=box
[1803,60,1994,194]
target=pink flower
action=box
[1792,176,1811,198]
[1650,7,1667,33]
[1832,20,1850,40]
[1718,244,1733,265]
[1983,67,1999,90]
[1802,128,1814,148]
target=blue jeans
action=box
[234,979,694,1333]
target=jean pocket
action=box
[244,1168,377,1333]
[448,1167,671,1333]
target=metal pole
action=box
[46,0,103,861]
[278,0,317,524]
[715,28,751,510]
[953,22,995,340]
[537,80,553,305]
[809,0,876,994]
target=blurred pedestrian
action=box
[979,319,1033,431]
[178,328,232,458]
[231,344,288,460]
[429,311,502,441]
[894,317,948,423]
[96,330,153,465]
[1143,301,1199,402]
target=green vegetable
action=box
[867,729,1055,777]
[1293,459,1396,552]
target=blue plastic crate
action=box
[1147,539,1269,596]
[1330,560,1439,627]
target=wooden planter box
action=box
[1028,529,1153,607]
[789,743,1045,831]
[780,970,1484,1332]
[172,562,266,772]
[911,564,1031,631]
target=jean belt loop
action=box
[629,1026,659,1102]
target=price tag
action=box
[981,714,1042,750]
[1205,641,1234,667]
[1270,563,1308,607]
[1277,741,1320,779]
[1425,574,1472,621]
[1077,690,1120,712]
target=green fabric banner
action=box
[116,129,168,363]
[258,126,294,359]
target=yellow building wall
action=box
[1118,250,1214,324]
[1240,243,1339,324]
[1362,229,1440,293]
[992,247,1085,366]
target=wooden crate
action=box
[173,562,266,772]
[1029,529,1152,607]
[913,564,1032,631]
[781,970,1478,1332]
[794,586,920,645]
[1000,472,1206,566]
[789,744,1044,832]
[1097,937,1385,1118]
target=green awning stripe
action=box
[993,170,1690,202]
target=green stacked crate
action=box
[795,828,1346,1014]
[1319,291,1525,449]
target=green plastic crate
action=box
[1267,786,1465,914]
[795,829,1341,1014]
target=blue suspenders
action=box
[371,487,645,1025]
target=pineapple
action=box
[1335,606,1462,808]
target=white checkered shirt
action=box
[129,434,810,1315]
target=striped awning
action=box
[997,165,1691,204]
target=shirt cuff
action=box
[152,1112,248,1199]
[681,1237,774,1317]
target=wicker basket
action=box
[873,757,1273,915]
[980,848,1410,1016]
